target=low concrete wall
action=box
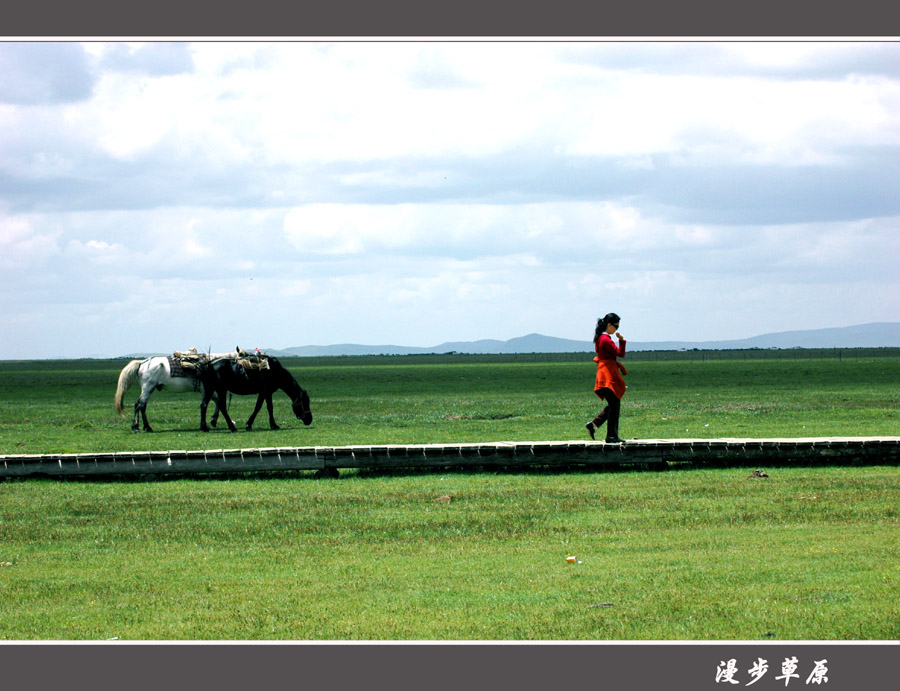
[2,438,898,479]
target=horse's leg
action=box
[265,394,279,430]
[133,383,156,433]
[140,404,153,432]
[210,395,220,428]
[214,387,238,433]
[132,399,141,432]
[199,389,213,432]
[246,393,266,431]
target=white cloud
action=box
[386,270,512,305]
[564,72,900,165]
[283,200,661,261]
[64,238,127,265]
[578,271,690,297]
[1,41,899,358]
[0,215,61,269]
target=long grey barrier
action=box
[2,437,898,480]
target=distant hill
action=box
[636,322,900,351]
[271,334,586,357]
[266,322,900,357]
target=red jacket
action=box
[593,333,627,399]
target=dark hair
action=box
[594,313,621,343]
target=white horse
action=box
[114,352,235,432]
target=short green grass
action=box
[0,354,897,640]
[1,467,897,640]
[1,354,898,453]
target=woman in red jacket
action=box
[586,312,628,443]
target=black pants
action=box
[592,388,621,439]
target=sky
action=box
[1,41,899,359]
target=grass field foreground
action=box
[1,466,898,640]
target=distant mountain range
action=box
[265,322,900,357]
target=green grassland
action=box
[1,352,898,453]
[0,354,898,640]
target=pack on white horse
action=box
[114,350,235,432]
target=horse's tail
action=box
[114,359,142,417]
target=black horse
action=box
[197,355,312,432]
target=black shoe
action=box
[605,436,626,444]
[585,422,596,440]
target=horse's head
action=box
[293,389,313,426]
